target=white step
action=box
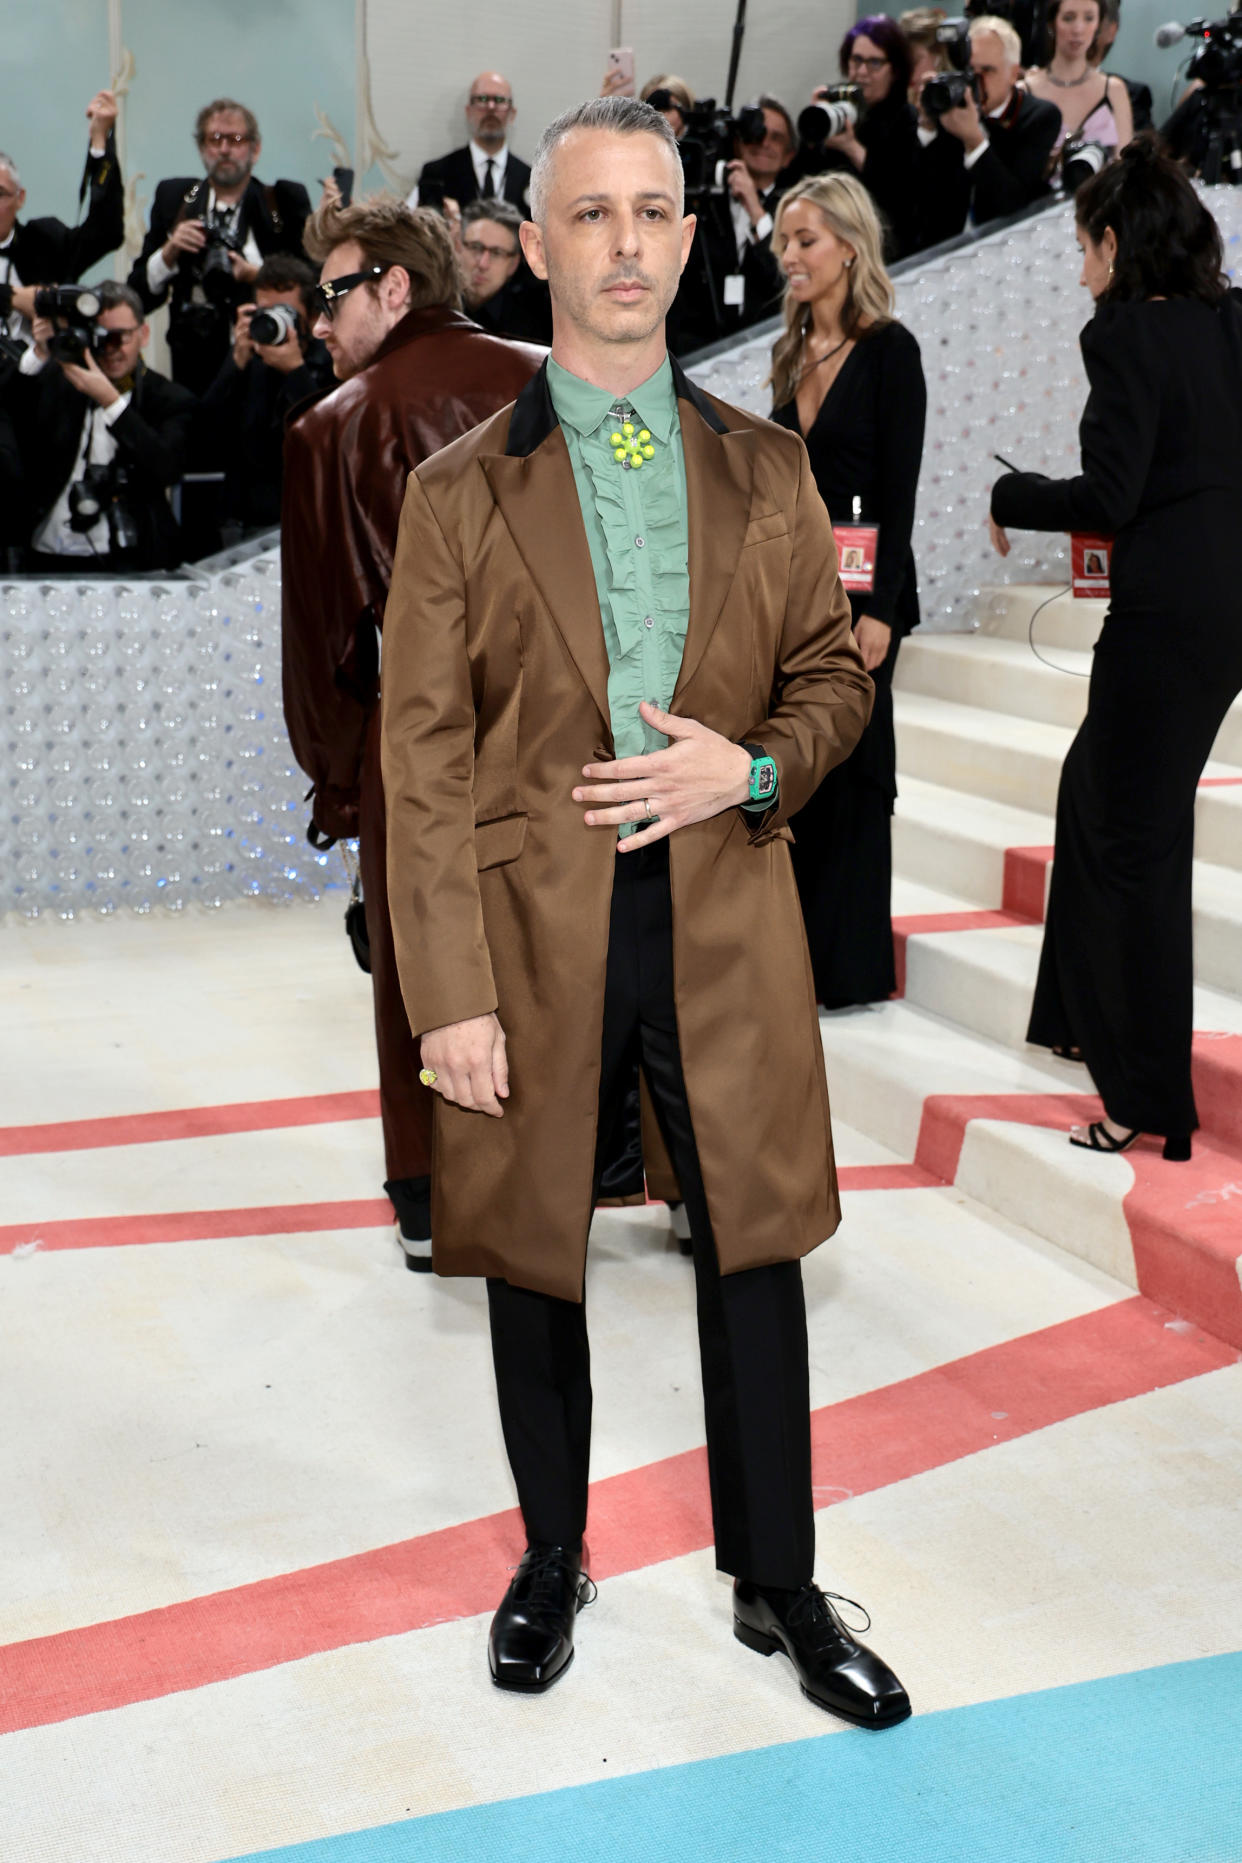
[976,584,1105,651]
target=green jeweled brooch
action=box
[608,416,656,471]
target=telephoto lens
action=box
[1061,137,1111,192]
[249,303,300,347]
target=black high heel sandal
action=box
[1069,1122,1192,1162]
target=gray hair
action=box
[529,96,683,224]
[97,279,146,321]
[0,151,21,189]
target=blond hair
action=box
[768,173,896,410]
[303,192,461,311]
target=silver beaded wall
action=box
[5,190,1241,921]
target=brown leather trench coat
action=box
[380,362,873,1302]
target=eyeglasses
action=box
[847,53,890,71]
[96,326,142,348]
[469,93,512,109]
[201,131,254,149]
[461,239,518,262]
[311,265,388,320]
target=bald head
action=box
[466,71,516,154]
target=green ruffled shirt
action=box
[546,354,689,774]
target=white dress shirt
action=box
[729,192,774,267]
[145,190,262,297]
[405,139,510,210]
[0,235,26,341]
[32,392,132,557]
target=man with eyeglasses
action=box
[281,194,543,1268]
[19,280,195,572]
[458,199,551,344]
[129,98,312,398]
[409,72,532,219]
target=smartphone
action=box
[608,46,636,97]
[333,166,355,209]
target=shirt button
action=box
[643,615,654,629]
[635,536,645,549]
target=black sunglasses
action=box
[312,265,388,320]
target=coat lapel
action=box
[480,366,612,733]
[673,369,756,703]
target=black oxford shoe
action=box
[733,1579,912,1728]
[489,1543,596,1693]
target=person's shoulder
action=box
[420,147,468,178]
[1018,90,1062,128]
[507,151,532,177]
[869,317,921,360]
[689,387,807,467]
[151,176,199,205]
[414,401,519,496]
[134,365,197,413]
[269,177,312,209]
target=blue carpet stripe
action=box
[219,1651,1242,1863]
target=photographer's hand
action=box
[31,316,53,362]
[228,250,260,288]
[60,348,120,409]
[11,285,38,323]
[940,93,985,151]
[86,89,118,151]
[162,219,207,267]
[726,160,765,226]
[825,126,866,171]
[232,304,256,369]
[255,329,306,373]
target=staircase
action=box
[818,587,1242,1349]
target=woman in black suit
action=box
[990,137,1242,1160]
[770,172,927,1007]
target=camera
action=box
[192,220,247,308]
[67,460,141,553]
[249,303,300,347]
[675,98,770,195]
[1155,15,1242,182]
[33,284,103,365]
[797,85,862,146]
[1061,135,1111,191]
[923,17,982,114]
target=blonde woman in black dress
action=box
[770,173,926,1007]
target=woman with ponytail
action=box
[770,173,926,1008]
[990,136,1242,1161]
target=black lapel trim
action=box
[671,356,729,434]
[504,360,559,457]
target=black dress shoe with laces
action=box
[733,1579,911,1728]
[488,1543,596,1693]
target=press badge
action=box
[723,274,746,307]
[1071,534,1111,599]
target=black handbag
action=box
[338,841,371,975]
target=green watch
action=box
[741,741,779,805]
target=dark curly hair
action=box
[839,15,914,93]
[1075,133,1228,305]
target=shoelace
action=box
[508,1550,597,1632]
[786,1585,872,1649]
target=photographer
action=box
[457,199,552,343]
[409,72,531,214]
[798,18,923,258]
[129,99,311,397]
[198,254,334,535]
[22,280,195,572]
[670,95,794,353]
[915,17,1060,244]
[0,93,123,346]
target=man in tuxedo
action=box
[21,280,194,572]
[0,92,123,345]
[128,98,311,397]
[380,95,911,1725]
[914,17,1060,245]
[669,94,792,355]
[458,199,551,344]
[409,72,532,215]
[281,195,542,1267]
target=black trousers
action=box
[487,841,816,1590]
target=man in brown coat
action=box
[281,197,542,1265]
[380,99,911,1723]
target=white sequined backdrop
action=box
[5,191,1240,921]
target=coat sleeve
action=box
[868,329,926,631]
[381,469,499,1040]
[128,182,179,312]
[971,101,1059,223]
[112,378,195,486]
[740,440,875,836]
[991,307,1160,535]
[59,134,125,278]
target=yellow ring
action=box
[419,1068,438,1088]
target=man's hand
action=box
[86,89,118,147]
[988,512,1011,556]
[939,91,985,151]
[162,218,207,266]
[855,615,892,671]
[232,303,256,369]
[229,250,260,288]
[573,700,754,852]
[30,315,53,361]
[726,159,764,226]
[59,347,120,407]
[317,174,343,213]
[255,327,306,373]
[11,285,38,323]
[420,1013,509,1117]
[826,126,866,170]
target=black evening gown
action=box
[992,293,1242,1140]
[773,320,927,1007]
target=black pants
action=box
[487,842,815,1590]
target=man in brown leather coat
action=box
[281,195,542,1265]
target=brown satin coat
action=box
[380,367,873,1302]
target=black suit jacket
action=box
[24,359,196,567]
[417,146,531,211]
[670,185,784,356]
[0,135,124,314]
[128,173,312,314]
[915,89,1060,248]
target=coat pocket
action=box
[474,812,528,870]
[741,511,790,548]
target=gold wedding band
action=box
[644,798,657,822]
[419,1068,438,1088]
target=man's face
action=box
[312,239,403,380]
[740,109,793,187]
[521,128,694,351]
[465,73,515,152]
[198,109,260,190]
[459,218,521,309]
[94,303,147,381]
[970,35,1017,113]
[0,164,25,242]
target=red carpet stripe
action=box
[1197,776,1242,787]
[1001,845,1055,922]
[0,1294,1230,1735]
[837,1162,944,1192]
[1,1199,394,1254]
[0,1089,381,1159]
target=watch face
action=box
[751,757,777,800]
